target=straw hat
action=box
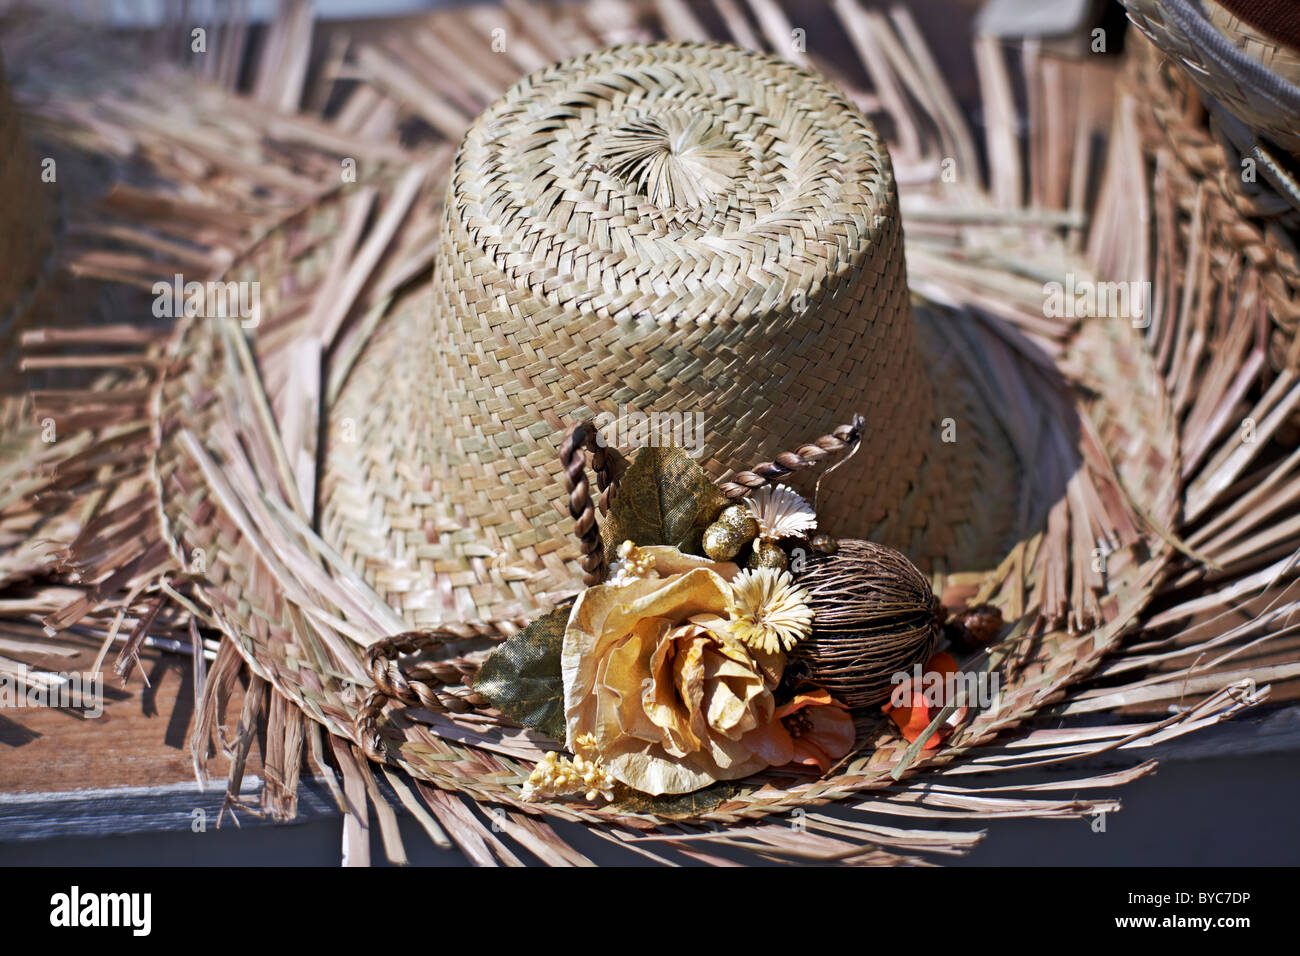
[0,64,52,360]
[1118,18,1300,394]
[21,3,1281,862]
[0,52,61,585]
[1203,0,1300,89]
[141,36,1182,828]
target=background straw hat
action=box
[1203,0,1300,89]
[0,59,52,362]
[0,52,62,586]
[1121,0,1300,156]
[7,1,1291,865]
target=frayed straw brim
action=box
[3,1,1294,865]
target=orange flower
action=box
[882,652,967,750]
[744,687,856,774]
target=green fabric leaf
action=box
[471,607,570,741]
[601,446,727,557]
[611,780,736,819]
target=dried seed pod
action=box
[944,603,1004,652]
[810,533,838,554]
[702,522,745,561]
[747,538,789,571]
[792,539,939,710]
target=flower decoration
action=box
[561,547,789,795]
[716,504,758,539]
[881,652,968,750]
[474,442,934,801]
[607,540,657,586]
[745,484,817,540]
[523,734,615,803]
[944,602,1004,652]
[702,522,747,561]
[728,568,813,654]
[744,687,856,774]
[702,504,760,561]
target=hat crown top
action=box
[447,41,899,329]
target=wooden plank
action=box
[0,638,260,792]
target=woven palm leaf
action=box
[0,0,1290,866]
[1118,30,1300,379]
[1203,0,1300,88]
[1088,25,1300,706]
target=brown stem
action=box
[355,629,495,762]
[560,420,616,585]
[717,418,863,499]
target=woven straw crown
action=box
[324,42,949,627]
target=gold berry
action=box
[716,504,759,540]
[703,522,744,561]
[747,538,788,571]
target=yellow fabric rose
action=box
[561,547,783,795]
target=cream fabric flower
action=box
[728,568,814,654]
[561,548,783,795]
[744,484,817,539]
